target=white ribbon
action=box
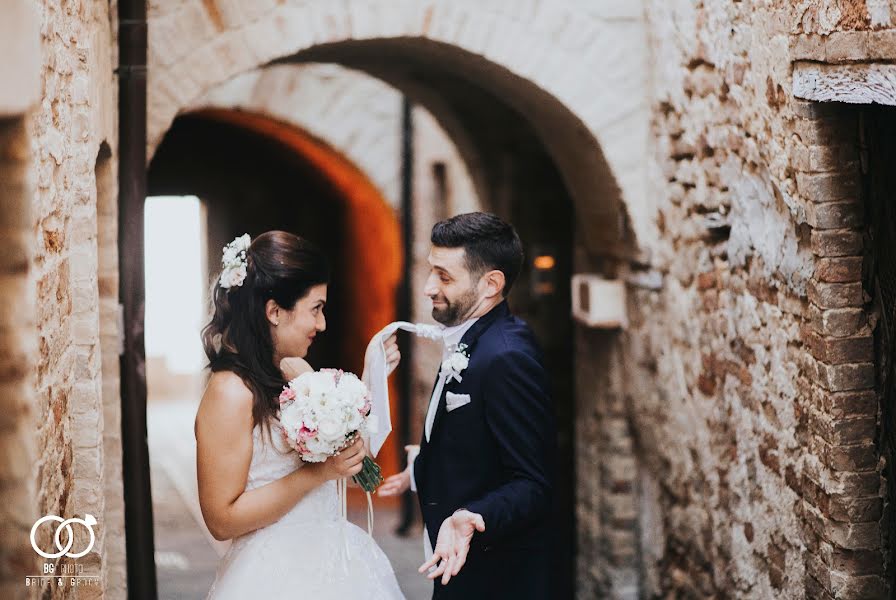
[442,369,463,385]
[363,322,442,458]
[335,477,351,573]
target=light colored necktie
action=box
[364,322,441,456]
[424,349,449,442]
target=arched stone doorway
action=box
[148,108,403,469]
[144,108,407,594]
[148,3,649,254]
[140,3,649,597]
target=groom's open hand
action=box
[419,509,486,585]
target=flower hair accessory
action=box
[219,234,251,289]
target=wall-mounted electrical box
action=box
[571,274,627,329]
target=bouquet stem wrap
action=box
[352,455,384,492]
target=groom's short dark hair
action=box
[431,212,523,297]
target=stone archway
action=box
[144,2,650,596]
[147,0,650,256]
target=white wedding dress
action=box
[205,422,405,599]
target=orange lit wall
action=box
[196,109,404,505]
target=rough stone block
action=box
[808,144,861,172]
[809,409,876,446]
[805,201,863,230]
[810,506,881,549]
[808,280,864,308]
[825,31,870,62]
[822,544,885,576]
[867,30,896,60]
[793,116,859,147]
[814,387,878,420]
[809,462,881,497]
[829,571,888,600]
[810,230,863,257]
[808,479,884,522]
[798,173,861,205]
[813,360,875,392]
[790,35,826,61]
[810,307,868,338]
[806,332,873,364]
[822,440,880,472]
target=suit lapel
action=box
[427,301,510,442]
[458,300,509,350]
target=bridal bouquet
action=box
[278,369,384,492]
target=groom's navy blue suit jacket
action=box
[414,301,554,596]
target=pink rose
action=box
[279,387,296,403]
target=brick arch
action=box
[147,0,650,256]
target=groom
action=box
[381,212,554,599]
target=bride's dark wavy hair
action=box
[201,231,329,437]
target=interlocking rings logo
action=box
[30,514,97,559]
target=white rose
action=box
[220,264,247,288]
[279,403,301,429]
[307,373,337,397]
[292,377,313,400]
[443,352,468,373]
[317,417,344,442]
[336,374,367,399]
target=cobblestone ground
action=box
[148,398,431,600]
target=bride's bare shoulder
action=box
[196,371,254,437]
[205,370,253,397]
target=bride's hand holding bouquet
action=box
[276,363,384,492]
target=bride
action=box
[195,230,405,599]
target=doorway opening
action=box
[144,110,403,596]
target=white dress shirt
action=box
[408,316,479,560]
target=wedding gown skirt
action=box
[206,424,405,599]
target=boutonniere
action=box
[441,343,470,384]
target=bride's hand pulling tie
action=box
[383,333,401,375]
[364,330,401,380]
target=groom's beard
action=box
[431,287,479,327]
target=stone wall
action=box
[25,0,123,597]
[6,1,896,599]
[583,2,894,598]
